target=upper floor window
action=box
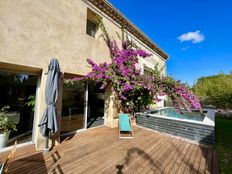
[144,69,153,76]
[86,19,97,38]
[86,8,99,38]
[144,66,153,76]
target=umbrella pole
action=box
[44,129,50,154]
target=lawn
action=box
[215,117,232,174]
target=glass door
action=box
[61,75,86,134]
[0,70,38,149]
[87,82,104,128]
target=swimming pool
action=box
[136,107,215,144]
[148,108,205,121]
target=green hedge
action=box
[193,73,232,109]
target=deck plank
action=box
[198,147,208,173]
[191,144,205,174]
[183,144,199,173]
[98,132,163,174]
[127,134,168,173]
[158,138,184,173]
[0,144,36,163]
[141,136,178,173]
[121,134,166,173]
[171,142,191,173]
[176,143,195,174]
[0,126,219,174]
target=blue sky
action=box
[109,0,232,85]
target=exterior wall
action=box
[0,0,111,74]
[0,0,167,149]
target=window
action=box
[86,19,97,38]
[0,71,38,149]
[144,67,153,76]
[86,8,99,38]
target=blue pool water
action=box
[149,108,205,121]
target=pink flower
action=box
[72,35,201,114]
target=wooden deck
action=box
[1,126,218,174]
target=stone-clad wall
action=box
[136,113,215,145]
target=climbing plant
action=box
[72,20,201,113]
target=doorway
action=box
[60,76,105,135]
[60,76,86,134]
[87,82,104,128]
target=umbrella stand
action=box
[43,129,50,154]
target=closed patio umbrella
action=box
[38,58,60,152]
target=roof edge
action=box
[87,0,169,59]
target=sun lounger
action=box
[119,113,134,139]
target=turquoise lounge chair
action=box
[119,113,134,139]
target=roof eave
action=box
[87,0,169,60]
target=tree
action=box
[193,73,232,109]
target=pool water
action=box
[149,108,205,121]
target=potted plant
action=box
[0,106,17,149]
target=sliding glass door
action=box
[60,75,105,134]
[61,75,86,134]
[87,82,104,128]
[0,70,38,149]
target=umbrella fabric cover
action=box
[39,59,60,137]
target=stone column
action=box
[33,68,47,150]
[104,86,121,128]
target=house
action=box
[0,0,168,151]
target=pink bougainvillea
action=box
[72,22,201,114]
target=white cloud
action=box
[178,30,205,43]
[181,46,189,51]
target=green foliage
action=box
[193,73,232,109]
[63,79,86,90]
[0,106,17,134]
[25,95,36,111]
[215,118,232,173]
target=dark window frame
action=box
[86,19,97,38]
